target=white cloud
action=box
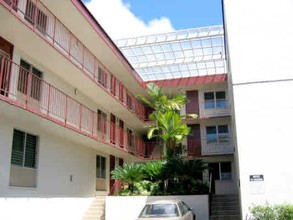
[84,0,175,40]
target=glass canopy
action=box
[116,25,226,81]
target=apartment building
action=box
[0,0,237,218]
[2,0,292,219]
[116,27,237,196]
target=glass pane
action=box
[206,126,217,134]
[221,162,232,180]
[218,125,229,134]
[207,134,217,143]
[216,100,227,108]
[205,100,215,109]
[11,130,25,166]
[221,162,231,172]
[218,125,229,142]
[204,92,214,101]
[218,125,228,134]
[216,91,226,99]
[96,156,101,178]
[139,204,179,217]
[101,157,106,178]
[24,134,37,168]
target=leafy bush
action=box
[250,203,293,220]
[111,158,209,196]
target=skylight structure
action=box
[116,25,226,81]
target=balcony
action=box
[200,100,231,118]
[0,55,147,157]
[201,137,234,155]
[0,0,148,121]
[181,100,230,119]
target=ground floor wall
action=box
[0,197,97,220]
[0,115,109,197]
[232,81,293,218]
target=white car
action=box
[137,200,196,220]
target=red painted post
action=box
[91,111,94,135]
[47,84,51,114]
[68,32,72,56]
[0,57,4,94]
[52,17,56,44]
[33,0,38,29]
[79,104,82,130]
[93,59,96,81]
[26,70,31,107]
[65,95,68,124]
[82,45,85,69]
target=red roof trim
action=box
[71,0,145,87]
[147,74,227,88]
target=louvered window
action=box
[11,129,38,169]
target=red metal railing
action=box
[0,55,148,157]
[0,0,149,121]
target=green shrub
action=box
[250,203,293,220]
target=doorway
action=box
[0,36,14,96]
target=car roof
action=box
[145,199,183,205]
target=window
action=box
[206,125,229,143]
[126,93,133,110]
[110,75,116,95]
[97,109,107,136]
[25,0,48,33]
[221,162,232,180]
[209,162,232,181]
[96,155,106,179]
[18,59,43,100]
[98,67,107,88]
[127,129,134,148]
[11,129,38,169]
[204,91,226,109]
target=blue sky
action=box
[120,0,223,29]
[83,0,223,39]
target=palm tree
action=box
[148,111,191,158]
[138,83,197,158]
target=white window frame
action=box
[96,155,106,179]
[11,129,38,169]
[206,125,229,143]
[204,91,227,109]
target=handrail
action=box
[0,0,149,121]
[0,55,147,157]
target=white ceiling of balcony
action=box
[115,25,227,81]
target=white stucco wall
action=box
[106,195,209,220]
[0,197,95,220]
[0,115,109,197]
[224,0,293,218]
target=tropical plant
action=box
[111,163,145,193]
[162,157,208,180]
[142,160,164,182]
[138,82,196,158]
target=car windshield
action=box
[139,203,179,218]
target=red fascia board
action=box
[71,0,145,87]
[147,74,227,88]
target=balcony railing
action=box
[0,0,149,121]
[201,137,234,155]
[200,100,230,118]
[0,55,147,157]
